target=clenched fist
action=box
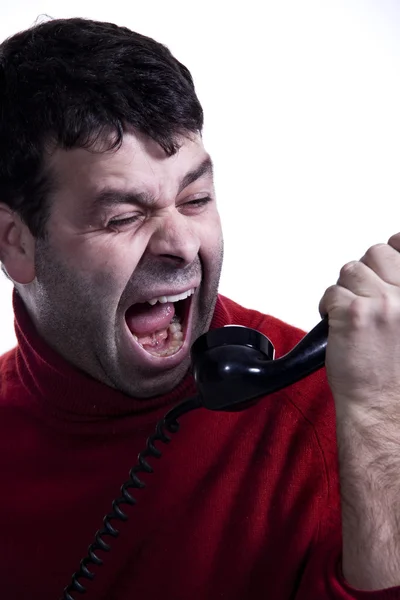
[319,234,400,414]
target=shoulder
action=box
[0,346,21,404]
[0,346,17,377]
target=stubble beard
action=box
[27,239,224,398]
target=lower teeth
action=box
[133,317,184,356]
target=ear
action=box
[0,204,36,284]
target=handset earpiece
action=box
[191,317,329,411]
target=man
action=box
[0,17,399,600]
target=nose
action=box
[147,210,200,267]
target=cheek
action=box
[70,234,147,276]
[200,211,223,252]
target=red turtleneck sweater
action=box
[1,292,399,600]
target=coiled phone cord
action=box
[61,318,329,598]
[62,394,202,600]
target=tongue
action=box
[126,302,175,336]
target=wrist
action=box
[336,407,400,590]
[335,401,400,474]
[333,390,400,436]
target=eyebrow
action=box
[177,155,214,194]
[89,155,214,214]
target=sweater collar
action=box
[13,290,230,420]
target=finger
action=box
[388,232,400,253]
[336,260,385,297]
[318,283,356,317]
[360,243,400,287]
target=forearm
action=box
[336,403,400,590]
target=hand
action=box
[319,234,400,590]
[319,233,400,416]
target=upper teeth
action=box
[147,288,195,306]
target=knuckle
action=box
[388,232,400,247]
[319,284,339,315]
[348,297,369,327]
[320,284,345,315]
[378,290,399,320]
[363,243,386,263]
[324,284,338,296]
[323,284,341,305]
[339,260,359,279]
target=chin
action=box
[123,357,192,399]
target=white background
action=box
[1,0,400,354]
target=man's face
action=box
[23,130,223,398]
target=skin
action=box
[0,129,223,398]
[319,236,400,590]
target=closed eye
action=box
[107,196,212,229]
[183,196,213,208]
[107,215,141,227]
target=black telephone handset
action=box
[61,318,329,599]
[191,317,329,411]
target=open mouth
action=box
[125,288,195,358]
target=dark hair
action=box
[0,18,203,238]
